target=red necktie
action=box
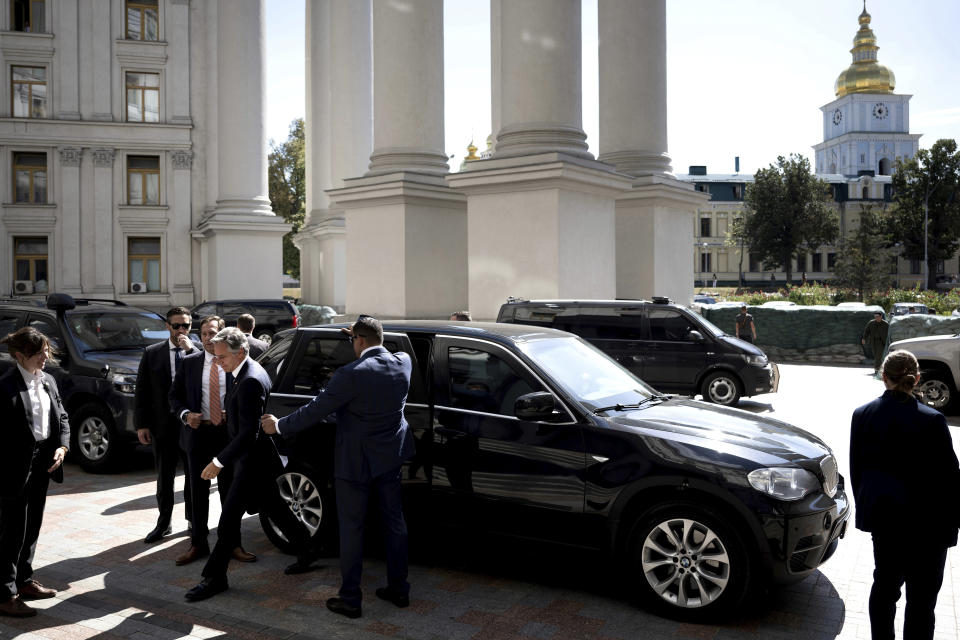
[209,361,222,424]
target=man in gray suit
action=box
[261,316,414,619]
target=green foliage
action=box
[889,138,960,289]
[268,118,306,279]
[725,283,960,314]
[831,204,893,300]
[743,154,839,283]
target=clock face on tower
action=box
[872,103,889,120]
[832,109,843,126]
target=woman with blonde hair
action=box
[850,349,959,639]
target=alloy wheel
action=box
[641,517,731,608]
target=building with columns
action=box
[0,0,287,306]
[678,5,954,289]
[298,0,703,320]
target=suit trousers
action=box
[152,418,192,526]
[0,443,52,600]
[186,424,231,548]
[869,532,949,640]
[335,467,409,607]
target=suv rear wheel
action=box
[256,331,273,345]
[629,502,751,620]
[701,371,742,406]
[70,402,121,472]
[918,369,954,412]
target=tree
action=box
[268,118,306,279]
[888,138,960,290]
[832,204,891,300]
[725,211,749,288]
[742,154,839,284]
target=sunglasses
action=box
[168,322,192,330]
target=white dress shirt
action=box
[17,363,50,442]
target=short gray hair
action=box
[211,326,248,355]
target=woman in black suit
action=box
[0,327,70,618]
[850,349,959,640]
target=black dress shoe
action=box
[375,587,410,608]
[326,597,361,619]
[284,557,320,575]
[185,577,228,602]
[144,522,172,544]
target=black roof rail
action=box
[0,297,43,306]
[651,296,672,304]
[70,298,128,307]
[505,296,528,303]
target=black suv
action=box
[256,321,847,620]
[497,298,778,406]
[190,299,300,344]
[0,294,168,472]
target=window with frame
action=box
[699,251,711,273]
[648,308,697,343]
[827,252,837,269]
[796,252,807,272]
[126,0,158,41]
[699,217,711,237]
[126,72,159,122]
[12,0,44,32]
[11,66,46,118]
[14,237,48,292]
[13,152,47,204]
[812,253,823,272]
[128,237,161,292]
[127,156,160,205]
[447,346,538,416]
[748,253,762,272]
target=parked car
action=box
[888,332,959,413]
[257,321,847,620]
[190,299,300,344]
[0,294,168,471]
[890,302,930,316]
[692,294,717,305]
[495,298,778,406]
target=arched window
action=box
[878,157,891,175]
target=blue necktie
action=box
[174,347,183,366]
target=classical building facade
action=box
[0,0,287,306]
[678,6,954,288]
[298,0,703,320]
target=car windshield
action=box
[516,336,656,410]
[66,312,169,352]
[693,314,725,338]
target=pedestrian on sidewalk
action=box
[0,328,71,618]
[861,312,889,377]
[850,350,960,640]
[735,305,757,343]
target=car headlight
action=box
[742,354,768,366]
[109,372,137,394]
[747,467,820,501]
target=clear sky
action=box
[265,0,960,177]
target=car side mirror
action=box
[514,391,557,421]
[687,330,704,343]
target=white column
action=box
[91,0,112,121]
[58,147,82,294]
[598,0,671,175]
[92,148,115,295]
[214,0,271,215]
[55,1,80,120]
[492,0,589,158]
[167,0,192,125]
[170,151,194,304]
[366,0,447,176]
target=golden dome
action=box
[834,5,895,97]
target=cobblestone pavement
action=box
[1,364,958,640]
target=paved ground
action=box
[2,363,959,640]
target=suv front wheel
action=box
[700,371,742,406]
[629,502,750,620]
[918,369,954,412]
[260,466,337,555]
[70,402,121,472]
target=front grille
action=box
[820,455,839,497]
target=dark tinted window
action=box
[27,314,63,351]
[258,334,292,380]
[554,306,644,340]
[647,308,696,342]
[0,312,22,341]
[291,336,355,395]
[193,303,216,316]
[251,301,291,313]
[221,303,247,318]
[65,312,167,352]
[447,346,539,416]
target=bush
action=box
[725,283,959,314]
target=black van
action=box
[497,298,778,406]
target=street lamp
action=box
[700,242,708,288]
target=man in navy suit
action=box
[262,315,415,619]
[135,307,198,543]
[169,316,255,566]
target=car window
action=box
[252,301,289,312]
[193,303,216,317]
[26,314,64,351]
[258,334,292,380]
[447,346,540,416]
[291,336,356,395]
[0,311,23,354]
[221,303,247,318]
[557,306,645,340]
[647,308,696,342]
[65,312,168,352]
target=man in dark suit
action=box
[135,306,197,543]
[169,316,255,566]
[185,328,314,601]
[237,313,268,358]
[262,315,415,619]
[0,328,70,617]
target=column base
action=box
[614,175,708,305]
[366,147,450,177]
[598,150,674,177]
[211,197,274,217]
[195,213,292,299]
[329,172,466,319]
[448,153,632,321]
[494,123,592,159]
[294,212,346,309]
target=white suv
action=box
[889,333,959,412]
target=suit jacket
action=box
[168,349,210,452]
[216,358,272,468]
[245,335,268,359]
[135,339,199,437]
[279,346,414,481]
[0,367,70,497]
[850,389,960,546]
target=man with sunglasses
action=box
[135,307,199,543]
